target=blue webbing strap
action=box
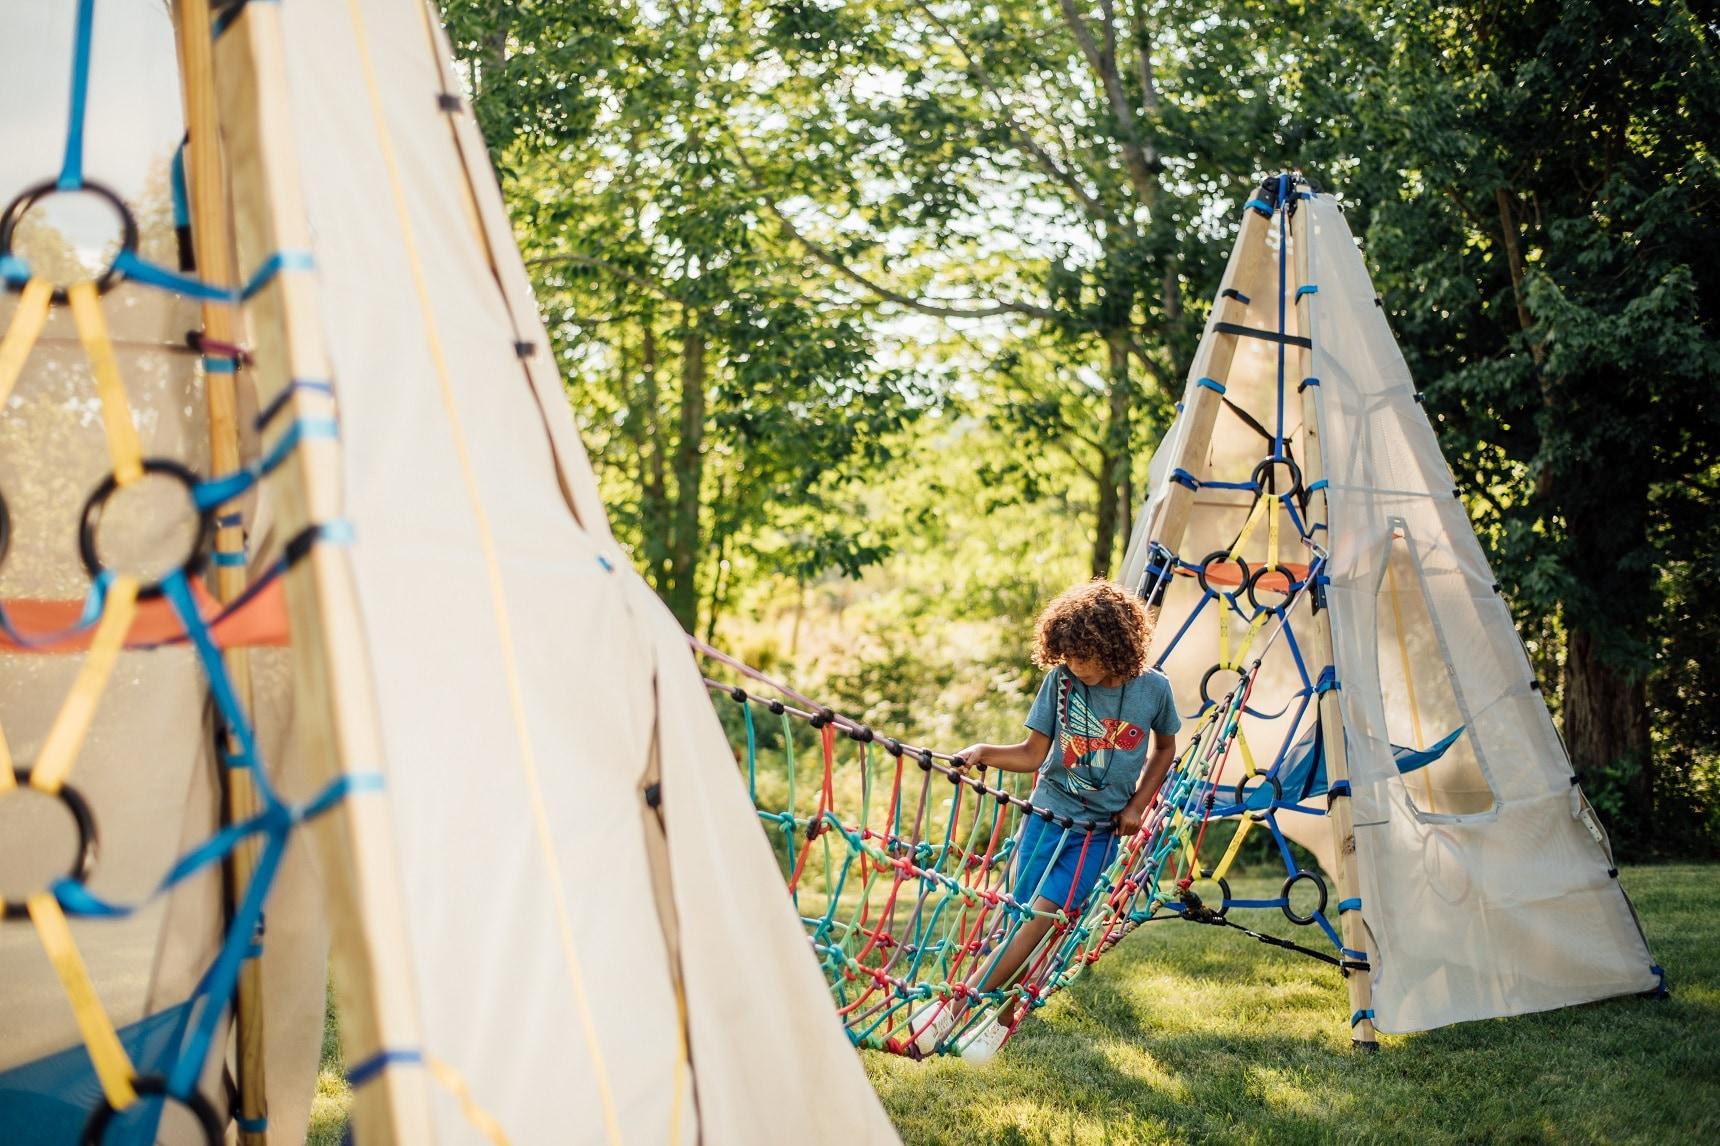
[168,834,287,1098]
[241,249,314,300]
[55,772,378,921]
[193,418,339,510]
[1196,377,1225,395]
[1171,468,1200,490]
[171,144,191,230]
[1350,1008,1375,1028]
[110,250,234,302]
[1338,897,1362,914]
[1245,198,1272,217]
[163,570,266,783]
[1275,173,1289,457]
[347,1049,425,1089]
[1316,665,1341,694]
[106,248,313,304]
[1295,285,1319,300]
[59,0,97,190]
[256,379,336,431]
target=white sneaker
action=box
[908,1001,959,1055]
[958,1016,1011,1064]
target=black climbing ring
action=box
[78,459,213,600]
[1234,771,1283,823]
[2,770,97,921]
[1250,454,1304,499]
[82,1075,223,1146]
[1199,663,1247,706]
[1190,870,1232,919]
[1243,565,1296,614]
[1194,550,1251,599]
[0,180,140,304]
[1281,869,1329,926]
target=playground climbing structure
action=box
[704,174,1663,1057]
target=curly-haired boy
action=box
[911,579,1181,1062]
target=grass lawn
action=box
[313,863,1718,1144]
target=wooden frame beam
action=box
[210,4,434,1138]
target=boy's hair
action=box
[1032,580,1153,679]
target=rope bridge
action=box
[694,561,1368,1059]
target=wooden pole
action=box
[211,4,434,1139]
[169,3,268,1139]
[1290,184,1379,1050]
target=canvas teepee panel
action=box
[266,0,898,1139]
[1300,194,1659,1030]
[1122,180,1659,1035]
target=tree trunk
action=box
[1090,330,1133,579]
[1564,627,1652,803]
[665,312,705,630]
[702,477,729,645]
[639,314,670,586]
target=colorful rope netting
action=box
[696,559,1369,1060]
[0,3,366,1140]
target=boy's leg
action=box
[971,896,1063,1026]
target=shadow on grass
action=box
[867,865,1720,1146]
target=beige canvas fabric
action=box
[1,0,894,1141]
[274,0,897,1140]
[1120,214,1336,875]
[1122,191,1658,1033]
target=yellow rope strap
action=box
[0,279,53,408]
[3,578,144,1110]
[29,894,139,1108]
[426,1057,512,1146]
[67,281,143,485]
[1209,815,1255,882]
[1266,491,1281,570]
[28,577,140,794]
[1,277,151,1112]
[1227,494,1270,563]
[1384,553,1434,811]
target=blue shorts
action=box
[1011,813,1118,911]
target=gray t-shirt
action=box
[1025,666,1182,820]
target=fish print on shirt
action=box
[1058,675,1146,768]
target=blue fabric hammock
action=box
[1232,723,1466,812]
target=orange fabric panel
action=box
[0,579,290,653]
[1183,561,1310,592]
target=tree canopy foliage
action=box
[442,0,1719,855]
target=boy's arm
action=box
[955,729,1051,773]
[1116,730,1178,835]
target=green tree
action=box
[441,0,930,632]
[1318,0,1720,833]
[738,0,1338,577]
